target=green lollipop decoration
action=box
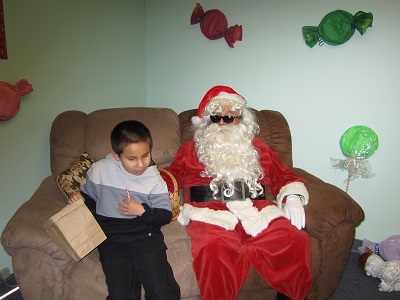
[331,125,379,193]
[302,10,373,48]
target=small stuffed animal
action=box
[359,248,400,292]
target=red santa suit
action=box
[162,139,313,300]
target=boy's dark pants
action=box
[101,250,180,300]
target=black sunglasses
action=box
[209,115,242,124]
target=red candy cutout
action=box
[0,79,33,121]
[190,3,242,48]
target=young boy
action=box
[68,120,180,300]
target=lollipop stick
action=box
[345,171,351,193]
[345,159,354,193]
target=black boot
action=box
[276,292,291,300]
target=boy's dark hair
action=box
[110,120,153,156]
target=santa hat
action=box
[197,85,246,118]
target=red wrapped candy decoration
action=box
[190,3,242,48]
[0,79,33,121]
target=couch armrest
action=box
[1,176,74,268]
[294,168,365,241]
[294,169,365,299]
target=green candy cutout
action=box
[302,10,373,48]
[340,125,379,159]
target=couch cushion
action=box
[50,108,181,175]
[50,110,88,175]
[83,108,181,167]
[56,152,94,198]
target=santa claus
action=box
[162,85,313,300]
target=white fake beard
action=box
[194,123,264,198]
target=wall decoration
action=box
[0,0,7,59]
[358,235,400,262]
[0,79,34,121]
[302,10,373,48]
[330,125,379,193]
[190,3,242,48]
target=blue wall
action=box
[0,0,145,272]
[146,0,399,245]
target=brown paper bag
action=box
[43,198,106,262]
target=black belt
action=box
[188,181,265,202]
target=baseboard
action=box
[352,238,362,252]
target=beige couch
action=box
[1,107,364,300]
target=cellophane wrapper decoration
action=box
[358,235,400,261]
[330,125,378,191]
[330,157,375,183]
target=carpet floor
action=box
[331,239,400,300]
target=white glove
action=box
[284,195,305,230]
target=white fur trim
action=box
[226,199,286,237]
[210,92,246,105]
[191,115,202,126]
[177,204,238,230]
[276,182,309,209]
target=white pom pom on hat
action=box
[196,85,246,117]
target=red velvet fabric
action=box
[187,201,312,300]
[162,138,312,299]
[196,85,243,117]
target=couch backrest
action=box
[50,107,293,175]
[178,108,293,168]
[50,107,181,175]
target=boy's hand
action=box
[118,199,145,217]
[68,191,83,204]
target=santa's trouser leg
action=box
[187,217,313,300]
[243,217,313,300]
[187,221,249,300]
